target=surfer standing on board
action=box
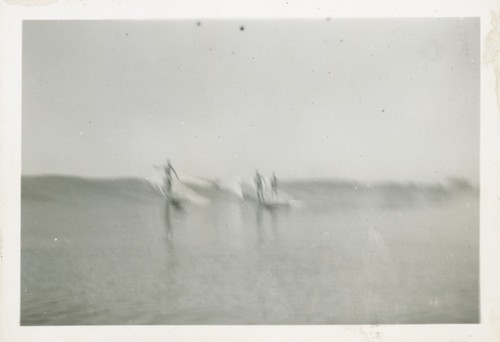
[164,159,180,193]
[270,172,278,197]
[254,170,266,203]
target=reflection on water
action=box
[21,191,479,325]
[255,205,283,245]
[163,202,177,273]
[163,202,174,241]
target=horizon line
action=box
[20,172,479,187]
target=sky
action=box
[22,19,479,183]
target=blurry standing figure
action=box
[254,170,265,203]
[164,159,180,193]
[270,172,278,197]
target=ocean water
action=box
[21,176,479,325]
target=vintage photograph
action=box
[21,19,479,325]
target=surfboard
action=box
[161,184,210,206]
[259,197,291,208]
[165,191,188,205]
[257,189,293,207]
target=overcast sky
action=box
[22,19,479,182]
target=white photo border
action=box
[1,1,499,341]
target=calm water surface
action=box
[21,183,479,325]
